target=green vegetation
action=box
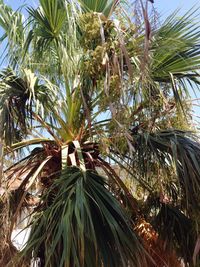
[0,0,200,266]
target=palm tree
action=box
[0,0,200,266]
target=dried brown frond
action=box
[135,218,181,267]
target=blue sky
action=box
[3,0,199,15]
[156,0,198,15]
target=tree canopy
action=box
[0,0,200,266]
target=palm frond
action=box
[27,0,66,41]
[134,130,200,213]
[153,203,197,265]
[78,0,120,17]
[151,8,200,108]
[0,69,32,145]
[1,2,200,266]
[0,0,26,67]
[151,8,200,80]
[0,68,58,145]
[20,167,148,267]
[25,0,80,87]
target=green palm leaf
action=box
[134,130,200,212]
[78,0,120,17]
[0,0,25,66]
[1,1,200,266]
[21,167,148,267]
[27,0,66,40]
[0,68,58,145]
[151,8,200,81]
[153,203,197,265]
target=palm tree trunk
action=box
[0,140,2,181]
[0,108,3,183]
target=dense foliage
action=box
[0,0,200,266]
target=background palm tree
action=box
[0,0,200,266]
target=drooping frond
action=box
[133,130,200,212]
[0,0,25,67]
[0,68,58,145]
[153,203,197,265]
[1,1,200,266]
[20,167,148,267]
